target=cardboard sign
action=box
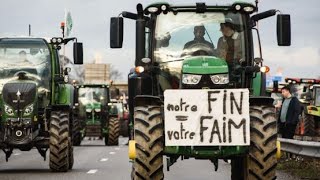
[164,89,250,146]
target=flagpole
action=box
[62,9,67,71]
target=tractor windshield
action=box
[78,87,108,108]
[154,11,246,79]
[0,38,51,91]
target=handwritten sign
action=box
[164,89,250,146]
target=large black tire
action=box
[72,118,82,146]
[231,105,277,180]
[68,137,74,170]
[49,111,70,172]
[131,105,164,180]
[106,117,120,146]
[120,119,129,137]
[301,109,315,136]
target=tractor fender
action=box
[134,95,163,107]
[249,96,274,106]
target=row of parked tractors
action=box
[0,36,129,172]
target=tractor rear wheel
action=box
[49,111,70,172]
[131,105,164,180]
[231,105,277,180]
[107,117,120,145]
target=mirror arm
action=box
[64,37,77,45]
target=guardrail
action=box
[278,138,320,158]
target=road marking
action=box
[87,169,98,174]
[13,153,21,156]
[109,151,116,155]
[100,158,109,162]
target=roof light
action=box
[235,5,241,11]
[243,6,254,12]
[161,5,167,11]
[147,7,158,13]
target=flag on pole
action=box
[66,11,73,37]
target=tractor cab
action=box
[110,1,291,179]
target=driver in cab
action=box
[183,25,215,56]
[18,50,33,65]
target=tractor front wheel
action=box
[231,105,277,180]
[131,105,164,180]
[49,111,70,172]
[106,117,120,146]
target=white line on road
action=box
[13,153,21,156]
[87,169,98,174]
[109,151,116,155]
[100,158,109,162]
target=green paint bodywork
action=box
[57,84,74,106]
[182,56,228,74]
[252,72,262,96]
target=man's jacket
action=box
[278,96,301,125]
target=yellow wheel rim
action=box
[276,140,281,159]
[128,140,136,160]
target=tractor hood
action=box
[182,56,228,74]
[2,81,37,110]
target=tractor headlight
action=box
[24,104,34,116]
[86,108,92,113]
[182,74,202,85]
[95,108,101,112]
[5,105,14,116]
[210,74,229,84]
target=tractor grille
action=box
[3,83,36,109]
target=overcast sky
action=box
[0,0,319,81]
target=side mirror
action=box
[110,17,123,48]
[277,14,291,46]
[73,42,83,64]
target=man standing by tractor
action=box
[278,86,301,139]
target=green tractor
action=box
[110,2,291,179]
[0,37,83,171]
[74,84,120,145]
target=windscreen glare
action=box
[0,38,51,91]
[154,12,246,77]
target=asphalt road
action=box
[0,137,297,180]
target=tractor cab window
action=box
[314,87,320,106]
[78,87,108,108]
[0,38,51,92]
[154,12,246,89]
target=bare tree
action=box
[109,65,122,81]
